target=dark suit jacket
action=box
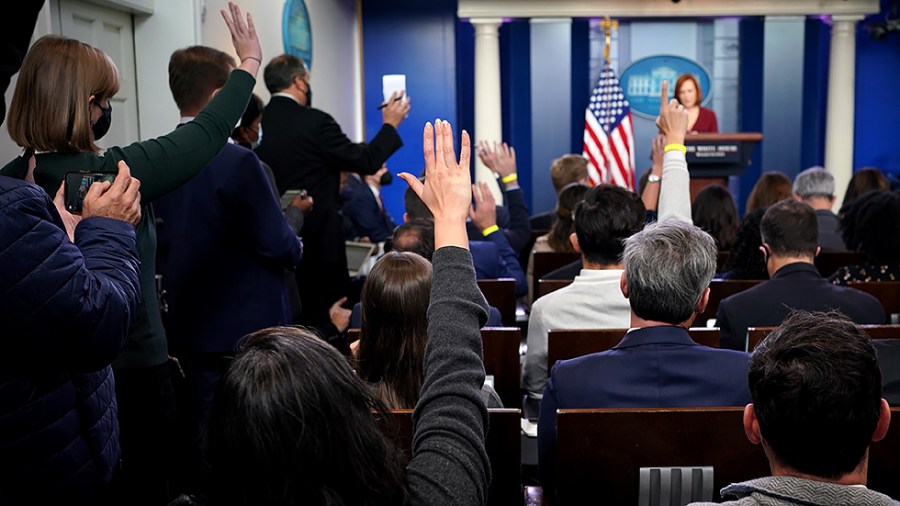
[155,142,302,354]
[255,97,401,331]
[342,173,396,243]
[537,325,751,503]
[816,209,847,252]
[716,262,885,350]
[472,231,527,297]
[465,187,532,253]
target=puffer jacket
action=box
[0,176,140,505]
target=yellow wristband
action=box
[481,224,500,237]
[664,143,687,154]
[500,173,518,184]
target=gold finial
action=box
[599,16,619,65]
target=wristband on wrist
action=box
[500,173,518,184]
[663,143,686,154]
[481,224,500,236]
[241,56,262,64]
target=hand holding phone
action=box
[77,161,142,225]
[65,171,117,214]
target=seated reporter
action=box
[184,120,491,505]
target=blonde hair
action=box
[8,35,119,154]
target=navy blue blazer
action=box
[472,230,527,297]
[716,262,885,351]
[537,326,751,502]
[342,174,396,243]
[155,142,303,355]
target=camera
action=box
[64,171,116,214]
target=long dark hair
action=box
[357,251,432,409]
[745,172,791,217]
[723,207,769,280]
[692,184,739,250]
[548,183,589,251]
[206,327,409,506]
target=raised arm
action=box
[400,120,491,505]
[655,80,692,224]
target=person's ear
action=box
[403,212,409,223]
[695,286,710,315]
[743,404,762,445]
[620,271,629,299]
[873,398,892,443]
[569,232,581,253]
[814,246,821,258]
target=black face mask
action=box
[379,171,393,186]
[92,101,112,140]
[304,83,312,107]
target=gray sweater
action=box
[689,476,899,506]
[407,246,492,505]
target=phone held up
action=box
[64,170,116,214]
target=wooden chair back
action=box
[532,251,580,292]
[815,251,864,278]
[554,407,769,504]
[536,278,574,300]
[848,281,900,322]
[477,278,517,327]
[520,229,549,274]
[555,407,900,503]
[696,280,763,326]
[547,328,721,370]
[480,327,523,408]
[748,324,900,352]
[377,408,522,505]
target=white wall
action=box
[201,0,362,140]
[0,0,363,164]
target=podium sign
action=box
[685,132,763,178]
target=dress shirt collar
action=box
[614,325,696,349]
[272,92,301,105]
[771,262,821,279]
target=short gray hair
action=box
[793,166,835,198]
[623,220,717,324]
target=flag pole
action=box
[600,16,618,65]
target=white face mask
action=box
[252,124,263,149]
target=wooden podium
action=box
[684,132,763,201]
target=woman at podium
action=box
[675,73,718,133]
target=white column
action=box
[824,15,863,210]
[472,18,504,203]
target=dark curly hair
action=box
[692,184,739,251]
[840,189,900,265]
[723,207,768,280]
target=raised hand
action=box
[399,119,472,249]
[469,181,498,232]
[655,80,689,147]
[476,140,517,178]
[220,2,261,76]
[82,160,142,226]
[382,91,411,128]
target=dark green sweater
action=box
[0,70,256,368]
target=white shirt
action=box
[523,268,631,400]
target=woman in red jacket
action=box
[674,73,718,134]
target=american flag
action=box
[582,63,635,189]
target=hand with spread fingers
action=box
[476,140,517,179]
[655,80,689,147]
[398,119,472,250]
[220,1,262,78]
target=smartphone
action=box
[280,189,307,210]
[65,171,116,214]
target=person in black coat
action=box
[255,54,410,341]
[716,200,884,350]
